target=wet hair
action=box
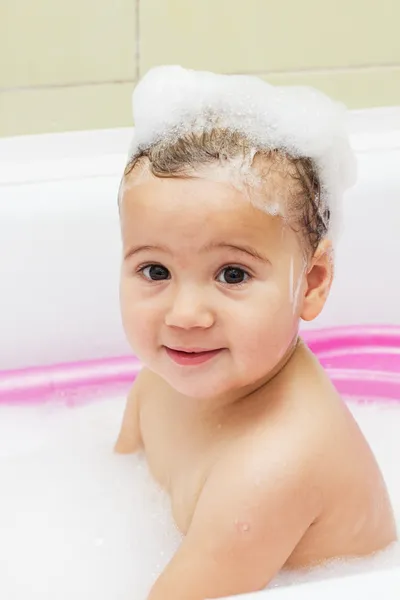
[123,129,330,254]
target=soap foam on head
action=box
[128,65,357,240]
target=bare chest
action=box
[138,395,220,532]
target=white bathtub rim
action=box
[0,127,133,186]
[1,107,400,186]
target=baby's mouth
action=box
[163,346,224,366]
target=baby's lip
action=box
[164,346,222,353]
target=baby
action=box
[114,67,396,599]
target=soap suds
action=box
[128,66,357,240]
[0,398,399,599]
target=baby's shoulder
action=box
[240,368,345,478]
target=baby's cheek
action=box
[245,287,286,332]
[120,293,151,349]
[250,301,297,355]
[126,306,153,343]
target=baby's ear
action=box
[300,239,334,322]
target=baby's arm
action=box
[114,372,143,454]
[147,439,321,600]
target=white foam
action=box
[129,66,357,239]
[0,398,399,599]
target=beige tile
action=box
[140,0,400,75]
[261,67,400,109]
[0,0,136,88]
[0,82,134,137]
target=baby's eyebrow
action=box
[124,244,170,259]
[204,242,270,263]
[124,242,270,263]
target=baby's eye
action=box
[217,266,250,285]
[140,264,170,281]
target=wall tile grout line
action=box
[1,63,399,95]
[229,63,400,77]
[0,80,136,94]
[135,0,141,80]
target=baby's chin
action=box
[152,361,256,401]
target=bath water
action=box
[0,397,399,599]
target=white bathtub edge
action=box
[1,107,400,186]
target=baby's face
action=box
[119,172,307,400]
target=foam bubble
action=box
[128,65,357,240]
[0,398,398,599]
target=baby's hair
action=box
[124,129,330,254]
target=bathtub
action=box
[0,107,400,599]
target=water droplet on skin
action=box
[234,518,250,533]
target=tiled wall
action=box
[1,0,399,137]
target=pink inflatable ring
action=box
[0,326,399,406]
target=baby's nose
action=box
[164,287,214,330]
